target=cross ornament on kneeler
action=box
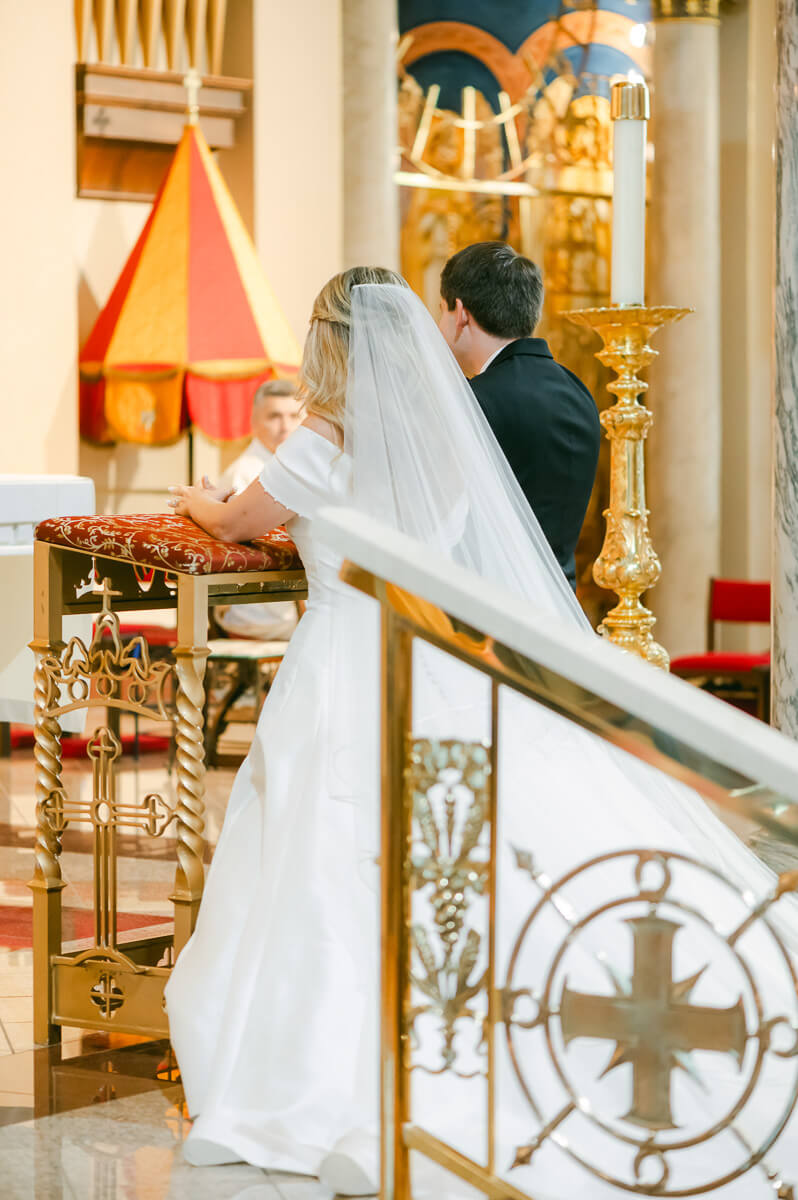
[29,513,306,1044]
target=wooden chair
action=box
[202,638,288,766]
[670,578,771,721]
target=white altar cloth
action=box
[0,475,95,729]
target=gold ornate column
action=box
[171,575,210,955]
[567,307,690,669]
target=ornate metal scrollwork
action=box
[405,738,492,1076]
[504,848,798,1196]
[89,971,125,1018]
[40,575,174,721]
[41,725,174,962]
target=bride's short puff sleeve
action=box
[257,427,343,519]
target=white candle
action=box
[610,79,649,306]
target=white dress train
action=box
[165,426,798,1198]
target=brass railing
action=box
[325,511,798,1200]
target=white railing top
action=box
[317,505,798,806]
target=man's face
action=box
[252,394,303,453]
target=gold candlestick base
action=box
[566,305,692,670]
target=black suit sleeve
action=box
[468,372,503,441]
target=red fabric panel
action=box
[79,376,115,443]
[0,900,171,949]
[671,651,770,673]
[9,728,170,758]
[80,189,161,364]
[118,624,178,647]
[35,514,302,575]
[710,579,770,623]
[187,136,265,362]
[185,369,274,441]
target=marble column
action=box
[342,0,399,270]
[253,0,344,338]
[647,0,721,659]
[743,0,776,594]
[717,0,775,655]
[772,0,798,735]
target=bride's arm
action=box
[167,478,295,542]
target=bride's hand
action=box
[167,484,195,516]
[199,475,233,502]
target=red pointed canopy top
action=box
[80,125,301,445]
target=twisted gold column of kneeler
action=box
[171,575,210,955]
[29,541,68,1046]
[566,305,691,669]
[27,532,306,1045]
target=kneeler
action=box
[29,514,306,1046]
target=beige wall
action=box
[73,0,344,512]
[0,3,79,477]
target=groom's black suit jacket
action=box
[469,338,601,590]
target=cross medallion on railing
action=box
[559,914,748,1130]
[43,727,174,950]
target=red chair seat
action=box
[118,624,177,647]
[671,651,770,674]
[35,514,302,576]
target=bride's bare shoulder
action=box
[302,414,343,448]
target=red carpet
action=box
[10,727,170,756]
[0,905,172,949]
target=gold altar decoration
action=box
[28,528,305,1045]
[652,0,720,19]
[342,562,798,1200]
[396,10,644,618]
[566,305,691,669]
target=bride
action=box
[165,268,798,1198]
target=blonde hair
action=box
[299,266,406,435]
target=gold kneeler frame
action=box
[28,534,306,1046]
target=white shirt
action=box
[219,438,273,495]
[478,342,515,374]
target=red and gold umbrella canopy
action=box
[80,125,301,445]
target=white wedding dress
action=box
[166,286,798,1199]
[166,427,380,1176]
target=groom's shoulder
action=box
[474,338,594,404]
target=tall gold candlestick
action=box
[566,305,691,670]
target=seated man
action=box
[215,379,303,640]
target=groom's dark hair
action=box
[440,242,544,339]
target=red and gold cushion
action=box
[35,514,302,576]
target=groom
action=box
[438,241,600,591]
